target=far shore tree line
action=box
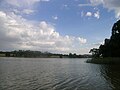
[0,50,91,58]
[90,20,120,58]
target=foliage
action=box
[0,50,91,58]
[90,20,120,57]
[89,48,99,58]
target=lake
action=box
[0,58,120,90]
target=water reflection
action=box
[100,65,120,90]
[0,58,120,90]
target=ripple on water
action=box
[0,58,120,90]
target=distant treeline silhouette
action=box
[90,20,120,57]
[0,50,91,58]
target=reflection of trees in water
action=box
[100,65,120,90]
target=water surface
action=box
[0,57,120,90]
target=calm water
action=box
[0,58,120,90]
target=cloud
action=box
[13,9,35,15]
[78,0,120,18]
[86,12,92,17]
[84,0,120,18]
[89,0,103,6]
[52,16,58,20]
[2,0,50,15]
[102,0,120,18]
[78,0,103,7]
[5,0,50,7]
[0,11,87,54]
[94,11,100,19]
[78,4,93,7]
[78,37,87,44]
[92,41,104,46]
[22,9,35,14]
[84,11,100,19]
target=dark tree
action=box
[89,48,99,57]
[90,20,120,57]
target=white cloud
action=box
[13,9,35,15]
[52,16,58,20]
[86,12,92,17]
[78,0,103,7]
[3,0,50,15]
[94,11,100,19]
[22,9,35,14]
[82,11,100,19]
[5,0,49,7]
[88,0,120,18]
[89,0,103,6]
[78,37,87,44]
[103,0,120,18]
[0,11,87,54]
[78,4,93,7]
[78,0,120,18]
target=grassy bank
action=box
[0,54,6,57]
[86,57,120,64]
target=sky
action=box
[0,0,119,54]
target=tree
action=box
[112,20,120,36]
[92,19,120,57]
[89,48,99,57]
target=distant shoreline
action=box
[0,50,91,58]
[86,57,120,64]
[0,56,91,59]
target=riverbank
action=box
[86,57,120,64]
[0,50,91,58]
